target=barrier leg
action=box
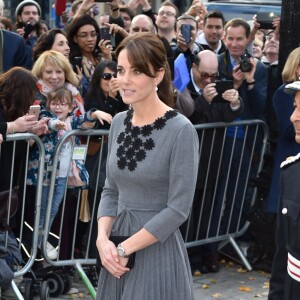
[75,261,96,299]
[11,279,25,300]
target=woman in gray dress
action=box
[96,32,199,300]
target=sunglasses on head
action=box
[101,73,116,80]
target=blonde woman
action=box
[32,50,84,115]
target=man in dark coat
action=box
[0,0,33,72]
[182,49,244,275]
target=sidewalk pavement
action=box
[3,259,270,300]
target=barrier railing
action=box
[184,120,268,271]
[3,119,267,298]
[1,133,45,300]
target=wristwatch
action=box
[117,244,130,258]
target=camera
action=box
[239,52,252,73]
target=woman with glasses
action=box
[67,14,113,97]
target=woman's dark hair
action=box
[0,67,37,121]
[67,14,101,63]
[33,28,66,61]
[116,32,174,107]
[84,60,117,111]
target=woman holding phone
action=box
[67,14,113,97]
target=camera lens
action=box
[239,53,252,72]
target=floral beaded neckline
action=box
[116,108,178,171]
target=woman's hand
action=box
[108,77,119,99]
[8,114,39,134]
[98,39,113,60]
[91,111,113,125]
[96,238,130,279]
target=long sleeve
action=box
[143,123,199,243]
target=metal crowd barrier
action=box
[0,133,45,300]
[24,120,267,298]
[41,129,109,299]
[184,119,268,271]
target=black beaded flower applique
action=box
[116,109,178,171]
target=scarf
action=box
[36,79,85,116]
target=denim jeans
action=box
[39,177,67,232]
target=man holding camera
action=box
[216,18,267,242]
[15,0,42,48]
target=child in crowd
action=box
[27,87,112,254]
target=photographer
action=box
[15,0,42,49]
[215,18,267,249]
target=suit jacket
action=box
[1,30,33,72]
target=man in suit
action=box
[0,0,33,73]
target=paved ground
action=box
[2,259,270,300]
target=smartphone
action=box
[23,23,34,39]
[256,12,276,29]
[215,80,234,94]
[28,105,41,121]
[73,56,83,71]
[100,27,111,41]
[181,24,191,44]
[100,27,115,48]
[212,80,234,103]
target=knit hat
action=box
[284,81,300,95]
[15,0,41,17]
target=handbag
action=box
[96,236,136,269]
[0,188,18,228]
[87,139,101,156]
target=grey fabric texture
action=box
[97,110,199,300]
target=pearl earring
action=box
[155,86,158,92]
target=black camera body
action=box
[239,52,252,72]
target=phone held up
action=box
[23,23,35,39]
[181,24,191,44]
[256,12,276,29]
[213,80,234,103]
[28,105,41,121]
[100,27,116,48]
[73,56,83,73]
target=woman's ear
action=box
[156,68,165,86]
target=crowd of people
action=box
[1,0,300,299]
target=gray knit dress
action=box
[97,109,199,300]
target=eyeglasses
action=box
[131,27,151,33]
[265,34,277,41]
[196,69,219,81]
[158,11,176,17]
[101,73,116,80]
[76,32,98,39]
[50,101,69,108]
